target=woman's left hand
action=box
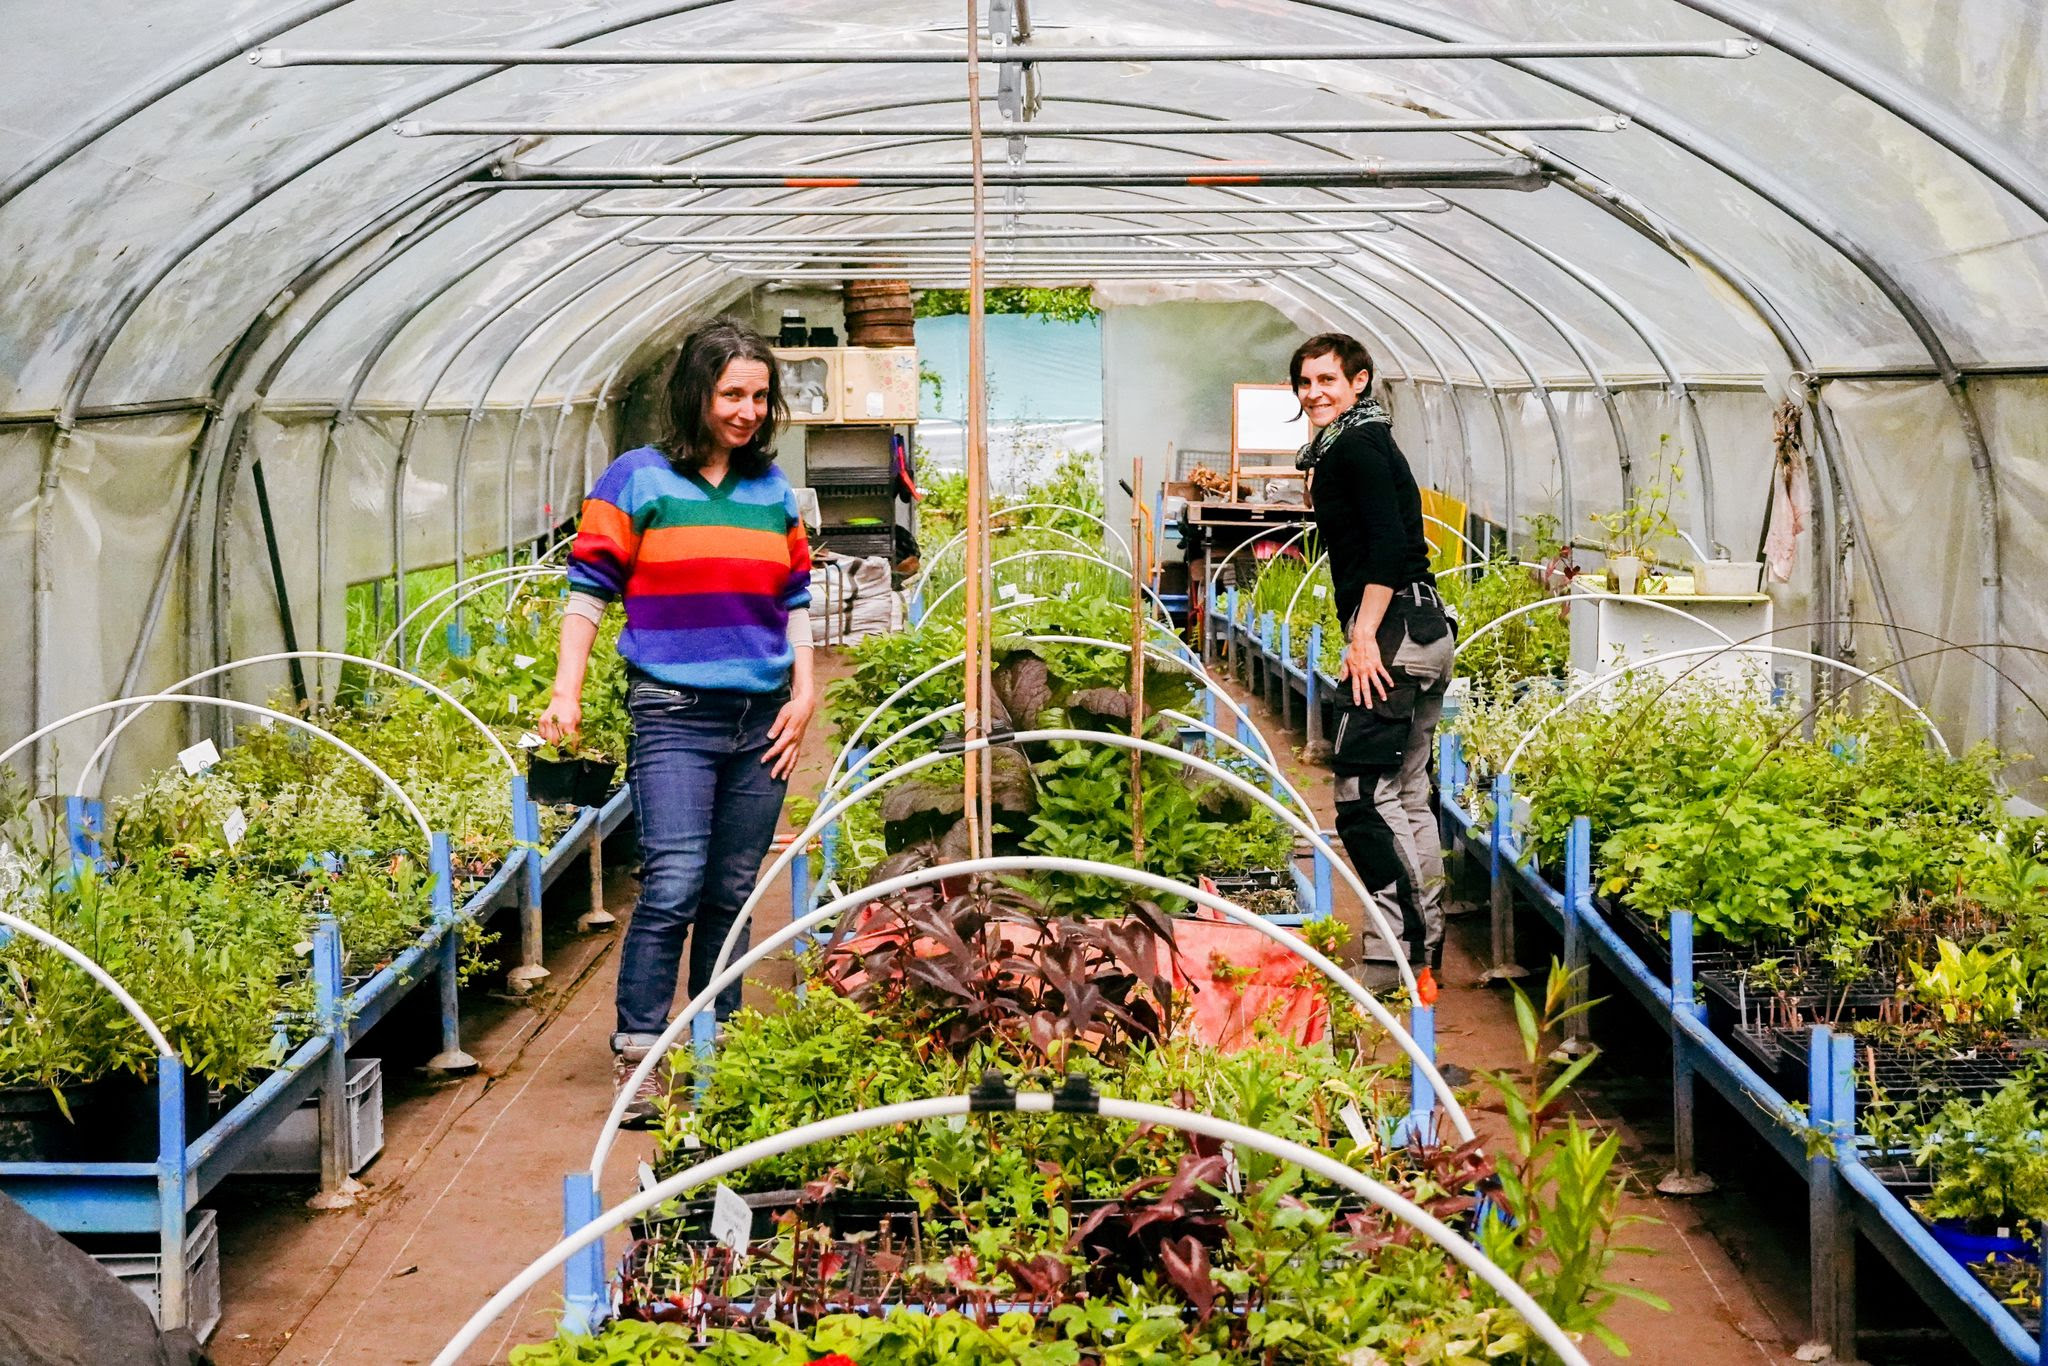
[762,688,818,781]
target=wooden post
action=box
[961,1,993,857]
[1130,450,1147,862]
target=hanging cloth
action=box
[1765,399,1810,584]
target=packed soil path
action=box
[205,651,1808,1365]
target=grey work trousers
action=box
[1332,625,1455,971]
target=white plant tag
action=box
[517,732,545,750]
[637,1161,658,1192]
[710,1183,752,1256]
[1338,1103,1371,1148]
[1222,1144,1243,1194]
[947,1112,967,1132]
[177,739,221,775]
[997,583,1019,601]
[222,807,248,850]
[513,653,537,670]
[1312,585,1327,599]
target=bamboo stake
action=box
[962,0,994,857]
[1129,451,1148,863]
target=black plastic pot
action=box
[528,755,619,808]
[0,1086,96,1162]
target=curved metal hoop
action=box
[1501,645,1949,775]
[0,696,434,845]
[411,567,572,664]
[447,1087,1584,1366]
[916,549,1174,627]
[821,633,1275,796]
[910,502,1135,602]
[598,852,1468,1184]
[1453,589,1737,661]
[1201,523,1315,649]
[374,563,566,663]
[1423,511,1483,559]
[712,731,1430,1071]
[76,651,517,797]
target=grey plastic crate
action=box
[92,1208,220,1343]
[239,1056,383,1176]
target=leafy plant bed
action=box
[1969,1253,2041,1337]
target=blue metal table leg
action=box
[561,1171,605,1334]
[1658,911,1715,1195]
[508,777,551,992]
[156,1055,189,1331]
[1480,773,1527,982]
[309,917,362,1208]
[426,833,479,1076]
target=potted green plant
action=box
[1588,440,1683,594]
[1912,1076,2048,1265]
[527,738,619,809]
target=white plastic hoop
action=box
[76,651,517,797]
[1454,590,1736,662]
[412,568,570,665]
[1501,644,1950,775]
[911,502,1135,602]
[598,852,1467,1182]
[1202,523,1315,648]
[0,696,434,847]
[373,563,565,664]
[917,550,1174,628]
[446,1089,1583,1366]
[0,908,175,1060]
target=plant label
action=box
[513,654,537,670]
[1312,585,1326,599]
[710,1183,752,1257]
[1338,1103,1372,1148]
[946,1112,967,1132]
[222,807,248,850]
[1222,1144,1242,1194]
[637,1161,658,1192]
[517,732,545,750]
[177,739,221,775]
[998,583,1019,601]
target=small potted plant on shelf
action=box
[1913,1076,2048,1267]
[1588,440,1683,594]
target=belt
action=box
[1397,581,1443,609]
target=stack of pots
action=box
[843,280,916,347]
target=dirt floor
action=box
[203,652,1813,1365]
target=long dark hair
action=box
[660,317,786,478]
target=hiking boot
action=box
[612,1046,667,1129]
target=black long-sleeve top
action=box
[1308,421,1433,631]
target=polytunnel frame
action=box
[173,103,1653,705]
[1451,588,1738,662]
[375,563,565,664]
[460,1091,1586,1366]
[597,850,1470,1185]
[27,0,2025,774]
[1499,644,1948,777]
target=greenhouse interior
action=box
[5,2,2048,1363]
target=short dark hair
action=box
[660,317,786,478]
[1288,332,1374,392]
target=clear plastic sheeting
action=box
[0,0,2045,779]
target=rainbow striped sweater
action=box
[566,446,813,693]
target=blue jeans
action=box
[612,673,788,1051]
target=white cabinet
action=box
[1567,581,1774,691]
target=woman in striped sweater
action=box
[537,318,816,1122]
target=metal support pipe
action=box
[255,38,1755,65]
[401,114,1627,137]
[1659,910,1716,1195]
[629,223,1392,242]
[584,199,1451,216]
[493,156,1546,187]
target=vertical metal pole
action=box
[1130,451,1148,864]
[1224,585,1240,682]
[1659,910,1716,1195]
[248,457,310,706]
[1826,1032,1860,1358]
[1803,1024,1842,1356]
[508,777,550,992]
[578,816,614,931]
[560,1171,605,1334]
[1312,839,1334,921]
[426,832,479,1076]
[1304,622,1325,754]
[1480,772,1526,982]
[1558,816,1592,1055]
[1278,620,1295,730]
[155,1053,189,1331]
[1401,1003,1437,1146]
[309,916,362,1208]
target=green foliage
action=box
[1441,553,1569,689]
[1587,437,1684,567]
[913,287,1101,323]
[1914,1073,2048,1226]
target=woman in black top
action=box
[1292,333,1455,977]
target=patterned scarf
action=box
[1295,394,1391,472]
